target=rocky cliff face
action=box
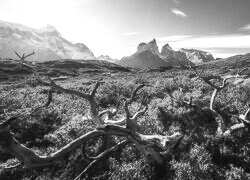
[180,48,214,64]
[117,39,189,68]
[137,39,161,56]
[161,44,188,65]
[117,38,215,69]
[161,43,173,57]
[0,20,95,61]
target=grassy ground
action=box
[0,58,249,179]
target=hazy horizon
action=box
[1,0,250,59]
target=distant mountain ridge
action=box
[0,20,95,61]
[180,48,214,64]
[117,39,215,69]
[0,20,217,66]
[97,55,118,63]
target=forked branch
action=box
[188,65,249,136]
[0,51,184,171]
[14,52,104,126]
[74,140,130,180]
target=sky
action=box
[0,0,250,59]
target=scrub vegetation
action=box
[0,52,249,180]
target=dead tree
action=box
[187,64,250,136]
[0,52,183,178]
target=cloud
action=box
[239,24,250,31]
[157,33,250,58]
[121,32,137,36]
[171,8,187,18]
[173,34,250,49]
[157,35,192,43]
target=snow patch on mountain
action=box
[97,55,118,63]
[180,48,214,64]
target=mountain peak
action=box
[137,39,160,55]
[180,48,215,63]
[161,43,173,52]
[0,20,33,32]
[148,38,157,45]
[37,24,61,37]
[161,43,174,57]
[0,20,96,61]
[37,24,58,32]
[97,55,117,63]
[163,43,172,49]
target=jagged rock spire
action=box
[136,39,160,55]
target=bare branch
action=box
[124,100,131,121]
[44,88,53,107]
[30,88,53,115]
[239,106,250,126]
[189,65,220,89]
[100,108,126,125]
[14,51,35,63]
[0,113,27,128]
[222,123,245,136]
[130,84,145,102]
[104,118,126,126]
[0,122,184,168]
[14,51,103,126]
[0,126,130,168]
[1,162,24,172]
[187,64,249,136]
[124,85,149,128]
[1,51,186,171]
[137,132,183,148]
[99,108,117,119]
[237,67,248,76]
[23,51,35,59]
[218,105,250,137]
[90,81,100,97]
[14,51,22,59]
[131,106,148,121]
[74,140,130,180]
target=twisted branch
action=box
[188,65,249,136]
[0,51,184,171]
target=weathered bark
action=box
[0,51,184,175]
[0,124,182,168]
[0,126,106,167]
[187,65,249,136]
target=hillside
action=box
[0,54,249,180]
[0,20,95,61]
[118,50,171,68]
[0,59,131,82]
[202,53,250,69]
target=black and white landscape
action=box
[0,0,250,180]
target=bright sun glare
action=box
[3,0,120,57]
[11,0,75,28]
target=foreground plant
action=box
[0,52,183,179]
[186,64,250,136]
